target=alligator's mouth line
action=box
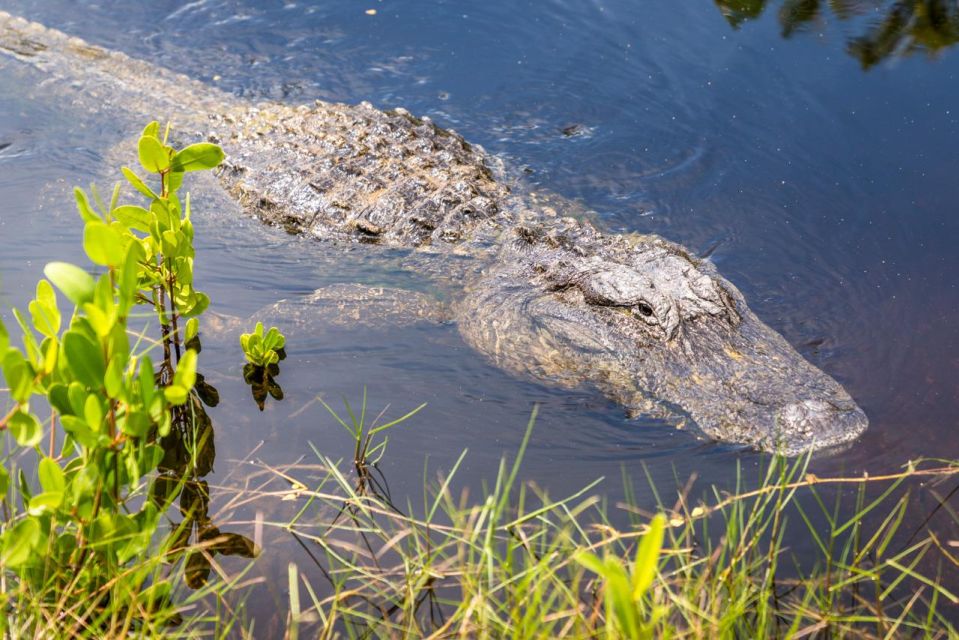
[0,11,870,454]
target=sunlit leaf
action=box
[44,262,95,306]
[38,457,66,494]
[1,518,40,567]
[113,204,153,233]
[121,166,158,200]
[138,134,171,173]
[8,410,42,447]
[62,330,105,389]
[83,221,127,266]
[632,514,665,599]
[172,143,225,172]
[74,187,101,223]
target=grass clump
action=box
[242,404,959,639]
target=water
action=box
[1,0,958,627]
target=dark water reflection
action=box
[717,0,959,68]
[1,0,958,627]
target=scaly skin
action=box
[0,11,868,453]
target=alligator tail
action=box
[0,11,236,125]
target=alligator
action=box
[0,11,868,454]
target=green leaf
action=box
[138,134,171,173]
[171,143,225,172]
[632,514,665,600]
[139,355,156,407]
[142,121,160,139]
[28,491,64,515]
[74,187,101,223]
[8,410,42,447]
[1,518,40,568]
[84,394,104,431]
[0,315,8,355]
[83,221,127,266]
[121,166,158,200]
[113,205,154,233]
[41,337,58,375]
[0,466,9,498]
[120,410,150,438]
[167,170,184,193]
[28,279,61,338]
[574,550,606,576]
[2,349,34,403]
[180,291,209,318]
[118,241,145,317]
[185,318,199,341]
[104,356,124,399]
[12,308,40,365]
[62,330,105,388]
[38,457,66,494]
[61,415,97,448]
[48,383,72,416]
[173,349,197,391]
[44,262,95,305]
[163,384,189,405]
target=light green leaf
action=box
[74,187,101,223]
[171,143,225,172]
[1,518,40,568]
[83,221,127,266]
[28,279,61,338]
[44,262,95,305]
[2,349,34,403]
[141,121,160,139]
[173,349,197,391]
[632,514,665,600]
[62,330,105,389]
[8,410,42,447]
[104,356,124,399]
[118,240,146,317]
[138,134,171,173]
[28,491,64,515]
[167,170,184,193]
[185,318,199,341]
[163,384,189,405]
[38,457,66,494]
[0,316,7,354]
[121,166,158,200]
[84,394,104,431]
[113,205,153,233]
[61,415,97,448]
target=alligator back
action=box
[0,11,516,251]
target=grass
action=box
[4,399,959,638]
[226,403,959,639]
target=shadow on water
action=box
[715,0,959,67]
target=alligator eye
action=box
[636,302,654,318]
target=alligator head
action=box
[457,222,868,454]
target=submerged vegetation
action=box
[0,123,958,637]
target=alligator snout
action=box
[774,399,869,455]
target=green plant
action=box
[574,513,667,638]
[318,387,425,473]
[240,321,286,367]
[0,120,226,633]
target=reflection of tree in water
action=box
[714,0,959,68]
[151,362,259,589]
